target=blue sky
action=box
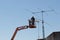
[0,0,60,40]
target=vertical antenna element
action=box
[41,11,45,40]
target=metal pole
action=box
[42,11,45,40]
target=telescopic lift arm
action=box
[11,26,28,40]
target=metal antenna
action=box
[30,9,54,40]
[41,10,45,40]
[35,9,54,40]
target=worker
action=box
[29,16,36,28]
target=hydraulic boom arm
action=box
[11,26,28,40]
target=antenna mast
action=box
[34,9,54,40]
[41,11,45,40]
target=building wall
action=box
[46,32,60,40]
[46,33,54,40]
[54,32,60,40]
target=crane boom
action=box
[11,26,28,40]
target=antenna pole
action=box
[41,11,45,40]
